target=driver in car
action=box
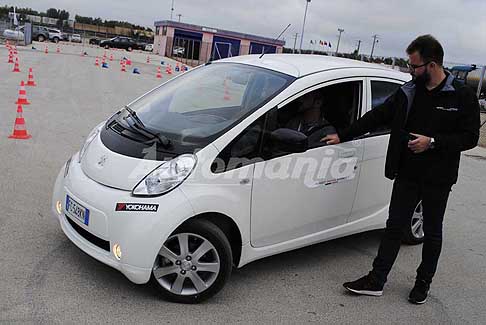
[286,93,336,145]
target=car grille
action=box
[65,215,110,252]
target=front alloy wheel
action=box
[151,220,232,303]
[403,200,424,245]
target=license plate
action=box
[65,195,90,225]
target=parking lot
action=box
[1,42,486,324]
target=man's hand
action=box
[320,133,341,145]
[408,133,431,153]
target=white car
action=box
[51,54,421,303]
[70,34,81,43]
[48,28,63,43]
[145,44,154,52]
[173,46,184,55]
[3,27,24,41]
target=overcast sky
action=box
[3,0,485,64]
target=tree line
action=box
[0,5,152,31]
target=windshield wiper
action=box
[123,106,171,147]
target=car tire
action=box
[150,219,233,304]
[127,46,133,52]
[37,35,45,42]
[402,200,425,245]
[104,44,109,49]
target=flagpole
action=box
[299,0,311,54]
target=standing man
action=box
[322,35,480,304]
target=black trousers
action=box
[370,177,452,286]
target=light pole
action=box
[292,33,299,54]
[335,28,344,55]
[299,0,311,54]
[370,34,379,59]
[177,14,182,22]
[170,0,175,21]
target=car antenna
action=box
[259,23,291,59]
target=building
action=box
[153,20,285,66]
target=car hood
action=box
[81,134,163,191]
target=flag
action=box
[324,41,328,46]
[319,40,324,46]
[310,40,314,45]
[328,42,332,48]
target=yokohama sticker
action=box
[115,203,159,212]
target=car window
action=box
[264,80,362,155]
[127,63,293,150]
[369,80,402,135]
[212,114,266,173]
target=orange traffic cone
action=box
[15,81,30,105]
[109,53,113,61]
[146,55,150,64]
[8,104,31,140]
[95,57,99,66]
[56,45,60,53]
[27,68,36,87]
[156,66,162,78]
[121,61,126,72]
[8,52,14,63]
[102,56,106,65]
[12,57,20,72]
[44,45,48,54]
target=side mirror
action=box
[270,128,308,154]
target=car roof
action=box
[217,54,408,79]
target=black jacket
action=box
[338,72,480,185]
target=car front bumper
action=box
[51,153,194,284]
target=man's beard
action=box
[412,70,430,87]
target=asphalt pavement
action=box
[1,42,486,324]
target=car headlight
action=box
[132,154,197,196]
[78,123,104,163]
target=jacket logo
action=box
[435,106,458,112]
[115,203,159,212]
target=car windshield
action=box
[125,63,294,148]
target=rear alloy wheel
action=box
[38,35,45,42]
[53,37,59,43]
[104,44,109,49]
[403,200,424,245]
[151,219,232,303]
[127,46,133,52]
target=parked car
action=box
[3,27,24,41]
[70,34,82,43]
[32,25,50,42]
[48,28,63,43]
[99,36,140,51]
[89,37,101,45]
[173,46,185,55]
[145,44,153,52]
[51,54,419,304]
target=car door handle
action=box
[339,149,356,158]
[240,178,250,185]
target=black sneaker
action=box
[343,274,383,297]
[408,279,430,304]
